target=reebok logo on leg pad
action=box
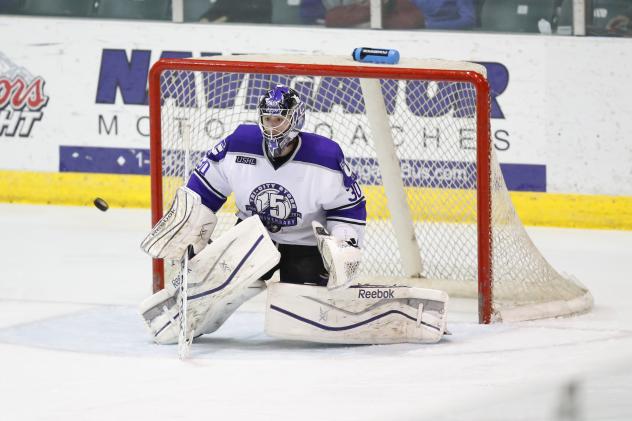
[357,288,395,299]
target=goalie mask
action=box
[257,85,305,158]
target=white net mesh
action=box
[152,57,592,322]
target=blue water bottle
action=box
[352,47,400,65]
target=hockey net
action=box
[148,55,592,323]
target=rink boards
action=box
[1,169,630,230]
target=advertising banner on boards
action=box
[1,17,631,196]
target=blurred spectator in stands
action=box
[605,6,632,36]
[300,0,327,24]
[0,0,23,13]
[301,0,424,29]
[199,0,272,23]
[474,0,484,27]
[412,0,475,29]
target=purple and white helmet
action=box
[257,85,305,157]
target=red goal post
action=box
[147,55,591,324]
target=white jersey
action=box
[187,124,366,246]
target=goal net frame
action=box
[147,55,591,325]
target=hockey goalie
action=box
[139,85,449,346]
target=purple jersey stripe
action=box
[186,173,226,212]
[293,131,344,172]
[224,125,265,156]
[325,196,366,211]
[326,202,367,222]
[326,217,366,226]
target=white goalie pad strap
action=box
[312,221,362,290]
[265,283,449,344]
[140,186,218,259]
[139,216,280,344]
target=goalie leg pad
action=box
[265,283,448,344]
[140,280,266,345]
[140,216,280,344]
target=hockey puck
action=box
[94,197,109,212]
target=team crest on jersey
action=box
[246,183,302,233]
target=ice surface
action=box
[1,204,631,420]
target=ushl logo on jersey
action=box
[0,52,49,137]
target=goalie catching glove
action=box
[312,221,362,290]
[140,187,217,259]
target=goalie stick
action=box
[178,122,194,360]
[178,245,195,359]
